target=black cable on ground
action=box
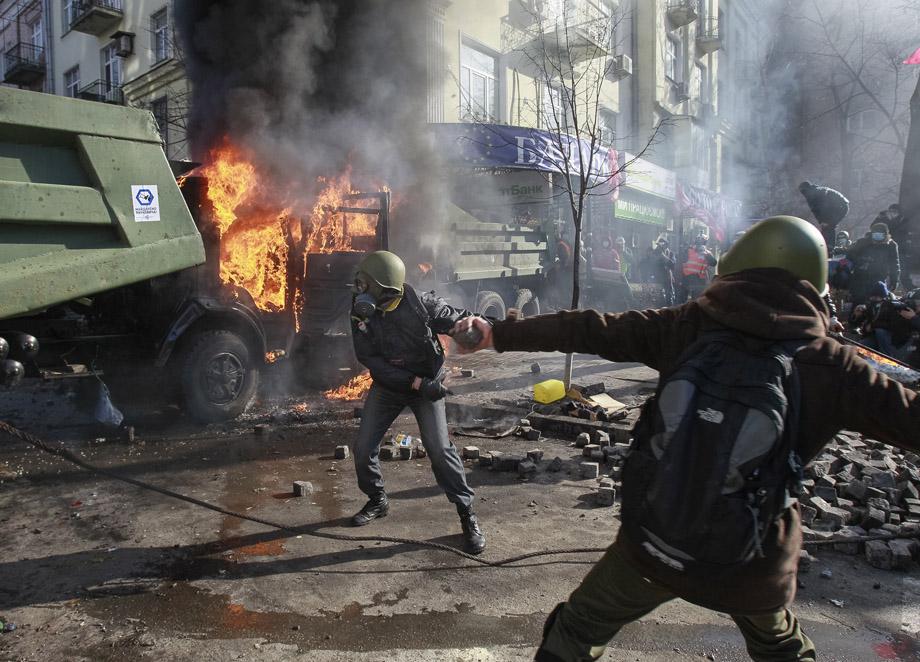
[0,420,605,567]
[4,420,917,565]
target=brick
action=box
[488,451,504,469]
[400,446,413,460]
[379,447,397,461]
[816,475,837,490]
[583,444,601,458]
[865,540,894,570]
[599,477,615,489]
[809,496,850,528]
[462,446,480,460]
[813,486,838,504]
[833,525,866,555]
[525,428,542,442]
[808,460,832,479]
[889,539,915,570]
[845,479,868,502]
[293,481,314,497]
[882,523,901,535]
[526,449,544,462]
[864,487,887,501]
[581,462,600,479]
[608,465,623,481]
[596,486,616,506]
[334,445,350,460]
[902,482,919,502]
[547,457,564,472]
[870,472,898,490]
[591,430,611,445]
[800,504,817,526]
[590,450,605,462]
[575,432,591,448]
[498,453,525,472]
[798,549,813,572]
[478,453,493,467]
[518,460,537,477]
[866,497,891,514]
[862,507,886,530]
[415,445,427,459]
[802,525,835,542]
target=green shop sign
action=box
[614,195,669,226]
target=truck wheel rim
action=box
[204,352,245,404]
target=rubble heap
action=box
[798,431,920,570]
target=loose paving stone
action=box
[583,444,601,458]
[524,428,542,441]
[581,462,600,479]
[863,507,886,531]
[589,449,604,462]
[379,447,398,461]
[575,432,590,448]
[400,446,413,460]
[596,486,616,506]
[591,430,610,445]
[478,452,493,467]
[800,504,817,526]
[833,526,866,555]
[889,539,915,570]
[497,453,525,472]
[518,460,537,477]
[547,456,564,472]
[293,481,314,497]
[334,445,350,460]
[462,446,480,460]
[527,448,544,462]
[865,540,894,570]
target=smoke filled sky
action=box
[175,0,439,200]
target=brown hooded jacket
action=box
[491,268,920,614]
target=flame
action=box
[199,140,379,312]
[324,372,373,401]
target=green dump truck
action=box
[0,87,269,422]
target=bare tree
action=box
[458,0,664,387]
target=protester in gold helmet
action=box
[349,250,486,554]
[452,215,919,661]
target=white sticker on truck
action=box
[131,185,161,222]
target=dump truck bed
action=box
[0,87,205,318]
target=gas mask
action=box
[352,274,399,320]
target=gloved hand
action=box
[419,377,451,401]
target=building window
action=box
[30,18,43,48]
[460,41,498,122]
[64,65,80,97]
[151,7,170,63]
[665,35,681,82]
[62,0,75,31]
[101,42,122,87]
[847,109,883,134]
[541,84,571,131]
[151,96,169,147]
[599,108,617,146]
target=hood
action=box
[697,268,829,340]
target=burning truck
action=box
[0,87,553,423]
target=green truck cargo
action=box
[0,88,266,422]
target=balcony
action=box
[696,17,722,54]
[69,0,123,36]
[77,79,124,105]
[2,42,45,85]
[667,0,698,28]
[502,3,610,78]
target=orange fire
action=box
[324,372,373,401]
[199,141,378,312]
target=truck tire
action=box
[515,289,541,318]
[475,291,506,320]
[180,330,260,423]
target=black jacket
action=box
[846,237,901,289]
[801,185,849,226]
[351,285,472,392]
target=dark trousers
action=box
[353,383,474,508]
[537,545,816,661]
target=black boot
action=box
[351,492,389,526]
[457,504,486,555]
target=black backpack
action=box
[620,330,805,573]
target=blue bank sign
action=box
[432,123,616,184]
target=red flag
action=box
[904,46,920,64]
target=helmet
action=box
[355,250,406,296]
[836,230,849,240]
[716,215,828,295]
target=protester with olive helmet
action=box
[453,215,920,661]
[349,251,485,554]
